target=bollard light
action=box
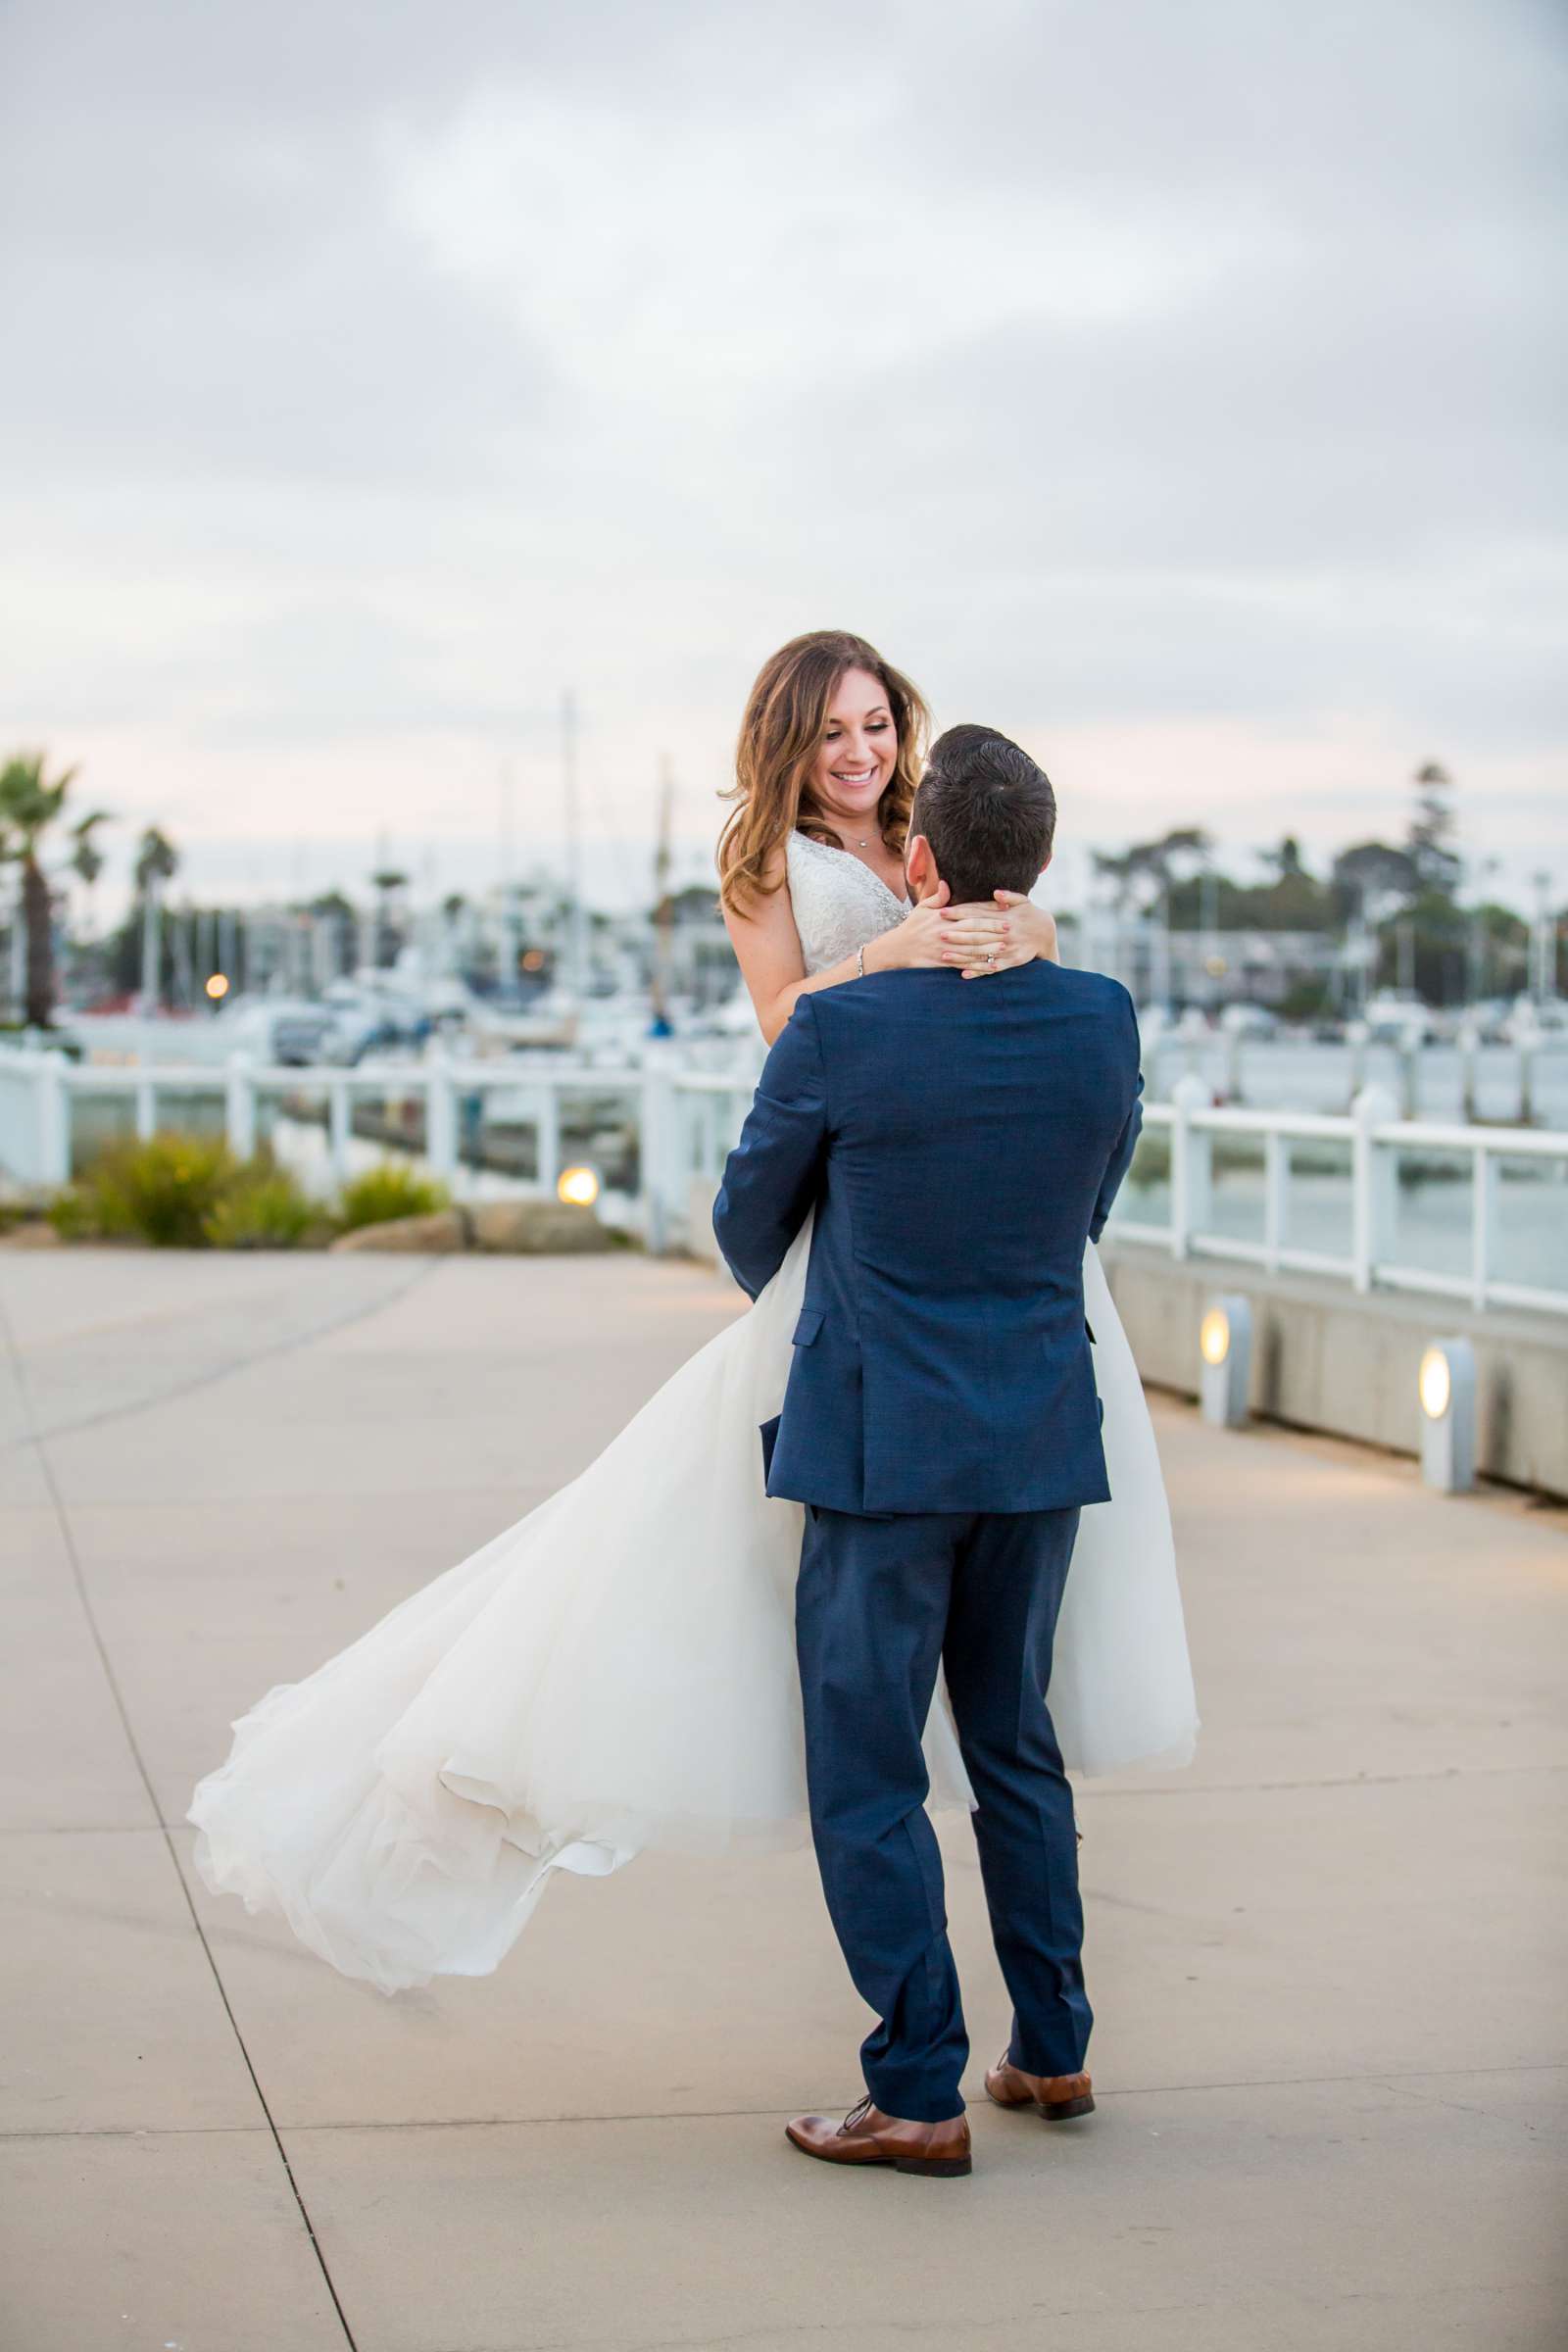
[1199,1293,1252,1428]
[1419,1337,1476,1494]
[557,1164,601,1208]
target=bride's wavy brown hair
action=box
[717,630,931,912]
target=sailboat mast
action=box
[562,689,588,1001]
[652,756,674,1028]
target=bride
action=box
[188,628,1198,1996]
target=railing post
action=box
[534,1082,561,1199]
[1223,1025,1244,1104]
[1509,1003,1540,1125]
[641,1052,677,1252]
[1456,1018,1479,1126]
[328,1075,351,1186]
[1141,1008,1165,1102]
[425,1047,457,1185]
[135,1072,156,1142]
[37,1049,72,1187]
[1397,1038,1419,1121]
[1263,1127,1288,1273]
[224,1053,256,1160]
[1169,1072,1208,1260]
[1350,1083,1398,1294]
[1345,1018,1368,1108]
[1470,1144,1495,1313]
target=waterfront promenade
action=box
[1,1245,1564,2351]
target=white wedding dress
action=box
[188,831,1198,1994]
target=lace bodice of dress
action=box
[784,829,909,977]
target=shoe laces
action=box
[839,2092,874,2135]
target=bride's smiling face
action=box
[810,667,897,832]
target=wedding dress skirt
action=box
[188,1221,1197,1995]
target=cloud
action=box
[0,0,1563,906]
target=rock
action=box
[466,1199,615,1254]
[326,1200,618,1254]
[329,1209,468,1253]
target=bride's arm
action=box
[723,855,954,1046]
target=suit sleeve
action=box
[1089,991,1144,1243]
[711,996,830,1300]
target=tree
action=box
[1407,760,1460,895]
[1262,834,1306,881]
[70,810,108,888]
[1375,889,1469,1006]
[134,825,179,898]
[1332,840,1417,918]
[1092,827,1211,910]
[0,751,100,1028]
[68,809,111,942]
[133,827,179,1012]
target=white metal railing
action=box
[1140,1019,1566,1125]
[3,1045,1565,1317]
[0,1043,760,1256]
[1112,1074,1568,1316]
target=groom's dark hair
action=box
[909,725,1056,906]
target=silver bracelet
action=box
[856,945,865,979]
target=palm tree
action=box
[68,809,111,940]
[0,751,97,1028]
[133,826,180,1012]
[133,826,179,898]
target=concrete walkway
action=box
[1,1245,1563,2352]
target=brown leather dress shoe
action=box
[785,2093,972,2177]
[984,2051,1096,2122]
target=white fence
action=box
[1112,1075,1568,1317]
[2,1046,1565,1317]
[0,1044,757,1257]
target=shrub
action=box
[79,1132,238,1247]
[45,1134,321,1250]
[203,1159,316,1249]
[336,1159,451,1232]
[47,1186,101,1240]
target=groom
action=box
[712,725,1144,2180]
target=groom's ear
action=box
[906,832,941,903]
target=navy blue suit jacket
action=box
[711,960,1144,1517]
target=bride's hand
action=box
[866,880,955,971]
[941,889,1058,979]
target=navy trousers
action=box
[795,1500,1090,2124]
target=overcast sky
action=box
[2,0,1563,915]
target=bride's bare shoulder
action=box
[722,840,801,976]
[724,839,792,923]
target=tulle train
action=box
[188,1223,1196,1993]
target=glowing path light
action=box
[1419,1337,1476,1494]
[1199,1294,1253,1429]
